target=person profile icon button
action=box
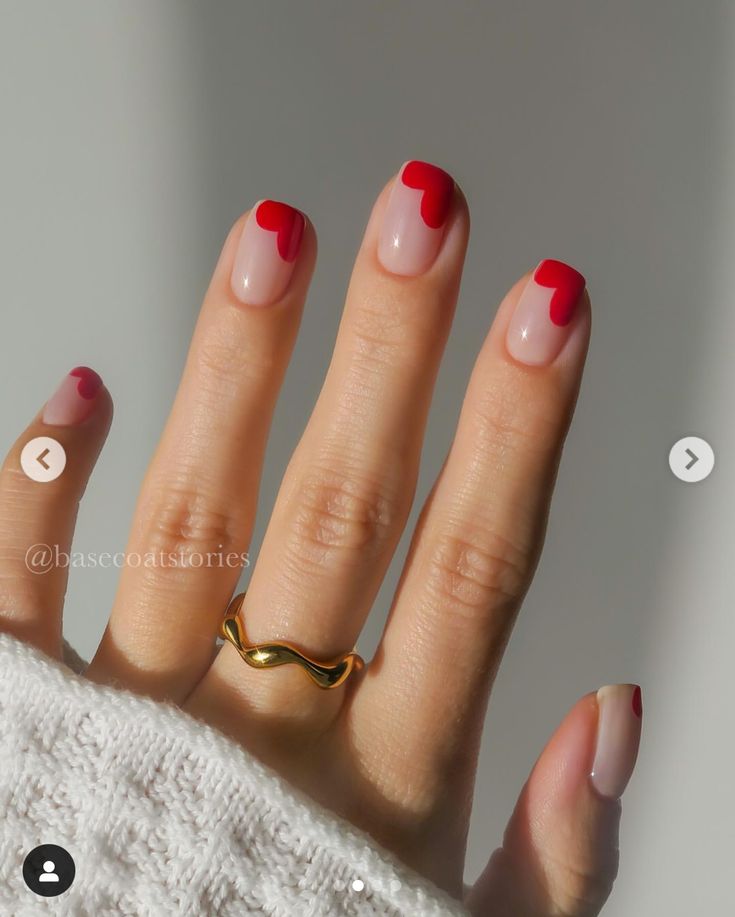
[22,844,75,897]
[39,860,60,882]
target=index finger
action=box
[353,262,590,811]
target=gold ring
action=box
[219,592,364,689]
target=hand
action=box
[0,162,641,915]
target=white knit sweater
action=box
[0,634,470,916]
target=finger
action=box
[466,685,643,917]
[192,161,469,727]
[354,263,590,812]
[88,202,315,699]
[0,367,111,656]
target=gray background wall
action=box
[1,2,732,913]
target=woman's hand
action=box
[0,162,641,915]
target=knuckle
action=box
[0,577,45,620]
[142,484,244,561]
[348,302,407,370]
[195,331,244,393]
[195,318,275,393]
[544,849,618,916]
[495,843,618,917]
[425,525,530,621]
[472,382,561,459]
[287,467,399,569]
[1,464,33,493]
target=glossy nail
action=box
[591,684,643,800]
[231,200,305,306]
[506,259,586,365]
[43,367,103,426]
[377,160,454,276]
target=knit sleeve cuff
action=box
[0,634,469,916]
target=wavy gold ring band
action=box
[219,592,365,689]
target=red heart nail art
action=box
[401,161,454,229]
[70,366,103,400]
[533,259,586,326]
[255,200,305,262]
[631,685,643,718]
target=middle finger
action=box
[193,161,468,726]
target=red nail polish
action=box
[43,367,103,426]
[377,160,455,276]
[70,366,103,400]
[631,685,643,718]
[533,259,586,327]
[506,259,586,365]
[400,160,454,229]
[591,684,643,799]
[254,200,305,263]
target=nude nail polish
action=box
[506,259,586,366]
[231,200,305,306]
[591,684,643,800]
[377,160,454,277]
[43,367,103,426]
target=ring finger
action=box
[87,201,315,700]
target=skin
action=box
[0,173,628,915]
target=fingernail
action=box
[231,200,305,306]
[591,684,643,800]
[506,259,586,365]
[43,366,103,426]
[377,160,454,276]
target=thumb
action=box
[465,684,642,917]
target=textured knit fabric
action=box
[0,634,470,917]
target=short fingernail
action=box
[43,366,103,426]
[506,259,586,366]
[377,160,454,276]
[231,200,305,306]
[591,684,643,800]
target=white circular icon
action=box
[668,436,714,483]
[20,437,66,483]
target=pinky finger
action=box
[466,685,642,917]
[0,367,111,657]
